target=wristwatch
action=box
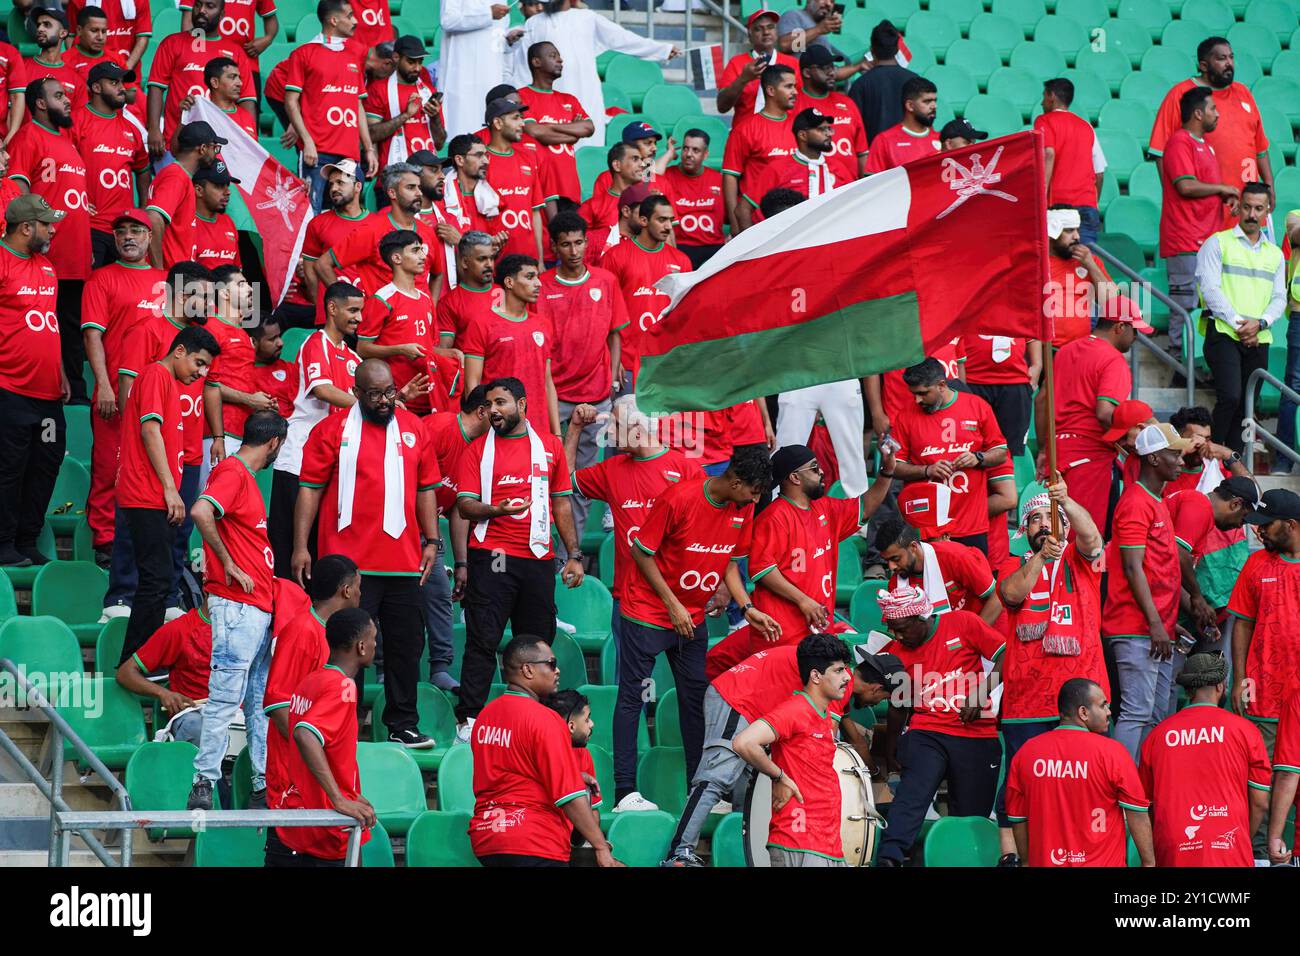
[742,602,755,614]
[1227,451,1242,465]
[974,450,986,468]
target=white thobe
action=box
[508,8,675,148]
[439,0,510,139]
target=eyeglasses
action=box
[524,658,558,669]
[796,463,823,476]
[363,386,397,402]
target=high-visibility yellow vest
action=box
[1288,208,1300,310]
[1203,228,1282,343]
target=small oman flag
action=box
[637,131,1049,413]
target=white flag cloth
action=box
[337,404,406,539]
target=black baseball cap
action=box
[484,96,527,125]
[770,444,816,483]
[87,61,136,87]
[799,45,845,68]
[406,149,442,169]
[1214,476,1261,509]
[792,107,833,134]
[393,34,427,59]
[855,651,904,686]
[177,121,228,149]
[939,118,988,142]
[29,4,66,27]
[1243,488,1300,525]
[193,160,240,186]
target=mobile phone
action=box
[831,2,845,30]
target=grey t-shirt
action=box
[777,8,846,58]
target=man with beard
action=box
[73,62,151,268]
[437,134,509,250]
[715,10,800,117]
[660,129,724,268]
[146,0,255,159]
[1104,424,1194,761]
[864,77,940,174]
[483,97,545,262]
[1160,87,1239,364]
[9,78,91,402]
[517,41,593,207]
[722,64,796,234]
[191,161,241,270]
[81,210,166,562]
[1042,204,1120,349]
[1150,37,1272,231]
[878,516,1001,625]
[437,230,497,358]
[737,108,837,231]
[578,147,648,250]
[186,408,286,810]
[0,195,67,568]
[994,478,1107,866]
[1034,78,1106,246]
[23,7,78,103]
[797,46,868,183]
[293,359,444,750]
[1197,182,1287,452]
[365,35,445,170]
[145,120,223,268]
[298,159,366,322]
[453,377,582,738]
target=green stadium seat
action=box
[1230,49,1264,88]
[127,741,216,839]
[1139,265,1172,333]
[1265,59,1300,121]
[1116,0,1172,41]
[406,810,480,866]
[361,822,395,867]
[969,14,1023,61]
[46,457,90,537]
[72,518,95,564]
[598,532,616,590]
[597,633,617,684]
[928,0,983,33]
[834,28,869,62]
[554,575,613,654]
[604,55,665,110]
[840,6,881,41]
[1012,448,1035,498]
[0,573,17,626]
[0,615,82,678]
[152,7,183,40]
[603,84,633,118]
[1288,24,1300,52]
[877,0,922,23]
[710,812,747,867]
[985,68,1039,122]
[836,540,864,607]
[1009,40,1066,77]
[654,687,681,747]
[1228,22,1281,72]
[635,745,686,816]
[292,11,319,43]
[1160,19,1216,58]
[1127,161,1162,205]
[608,809,678,866]
[280,326,312,362]
[435,743,475,813]
[1119,72,1174,113]
[991,0,1047,39]
[962,93,1025,137]
[1179,0,1235,33]
[923,815,1001,866]
[651,653,675,700]
[356,743,425,836]
[1057,68,1108,123]
[195,827,266,866]
[1252,76,1300,126]
[580,683,650,754]
[641,84,704,133]
[849,579,888,633]
[32,561,108,647]
[926,64,978,113]
[231,746,253,809]
[1096,231,1146,275]
[907,12,961,56]
[94,617,130,675]
[1103,196,1160,258]
[64,404,93,469]
[1073,45,1129,94]
[945,39,1002,88]
[2,524,56,591]
[900,37,937,74]
[1245,0,1298,43]
[1273,167,1300,213]
[596,49,618,80]
[1033,15,1087,65]
[1098,98,1154,139]
[1096,129,1144,185]
[1062,0,1108,27]
[1097,18,1152,66]
[577,145,607,199]
[370,683,457,770]
[589,743,615,815]
[56,674,147,769]
[400,1,441,42]
[580,501,609,556]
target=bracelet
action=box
[879,470,895,479]
[923,464,932,479]
[454,561,468,569]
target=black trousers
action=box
[0,390,65,550]
[457,549,557,722]
[269,469,316,578]
[272,300,317,331]
[360,573,425,736]
[965,382,1032,457]
[950,532,988,552]
[121,507,177,662]
[477,853,567,867]
[1203,323,1269,453]
[876,728,1001,864]
[264,828,348,867]
[680,243,723,270]
[91,230,118,268]
[56,279,88,404]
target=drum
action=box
[742,743,885,866]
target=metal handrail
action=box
[1243,367,1300,469]
[1089,242,1197,407]
[53,811,365,867]
[0,658,133,867]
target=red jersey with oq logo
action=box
[146,162,198,268]
[8,121,91,280]
[880,610,1005,739]
[1274,691,1300,857]
[71,105,150,234]
[298,407,441,575]
[864,123,940,174]
[714,646,852,723]
[148,31,255,146]
[660,165,724,247]
[278,664,371,861]
[117,361,184,509]
[456,427,571,561]
[469,690,589,862]
[281,40,365,160]
[178,0,275,64]
[197,453,275,612]
[1138,703,1272,867]
[517,85,590,204]
[484,146,545,260]
[749,494,869,643]
[132,606,211,702]
[623,478,755,630]
[263,606,328,809]
[892,389,1007,539]
[0,240,61,400]
[300,207,368,319]
[460,307,554,435]
[757,692,843,861]
[1227,550,1300,722]
[1102,483,1180,640]
[421,411,475,512]
[120,314,204,466]
[598,237,692,375]
[889,539,996,619]
[574,448,704,601]
[539,266,628,404]
[721,111,794,198]
[205,317,257,438]
[1005,725,1150,867]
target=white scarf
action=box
[423,201,458,288]
[120,0,137,20]
[981,335,1014,363]
[337,404,406,539]
[802,155,834,198]
[385,71,432,166]
[474,426,550,557]
[896,541,952,616]
[443,174,501,223]
[1195,456,1227,495]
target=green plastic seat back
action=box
[195,827,265,866]
[654,687,682,748]
[436,743,476,814]
[607,809,679,866]
[356,743,426,817]
[710,812,747,867]
[923,814,1002,866]
[406,810,480,866]
[0,615,82,677]
[32,561,109,628]
[636,745,686,816]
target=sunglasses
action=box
[524,658,558,669]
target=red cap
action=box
[111,208,152,231]
[1101,398,1155,443]
[617,181,656,210]
[898,482,954,536]
[746,9,780,26]
[1102,293,1154,334]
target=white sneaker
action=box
[456,718,475,744]
[613,791,659,813]
[164,607,185,622]
[710,800,733,815]
[98,603,130,624]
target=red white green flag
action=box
[637,131,1050,413]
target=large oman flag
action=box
[637,131,1049,413]
[184,97,313,306]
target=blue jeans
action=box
[302,151,350,213]
[421,541,454,678]
[1077,205,1101,246]
[1274,311,1300,467]
[1109,637,1174,762]
[193,596,274,788]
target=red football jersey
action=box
[741,153,837,221]
[0,241,62,400]
[145,162,198,268]
[204,317,257,438]
[660,164,724,247]
[80,260,166,402]
[597,237,691,374]
[68,0,152,62]
[282,39,367,160]
[117,361,184,509]
[460,306,555,435]
[880,337,964,425]
[198,453,275,611]
[713,645,853,723]
[757,692,844,860]
[252,358,297,418]
[1034,109,1103,208]
[888,540,996,618]
[147,30,255,146]
[538,266,628,404]
[71,105,150,235]
[422,411,475,512]
[717,50,801,116]
[192,212,241,270]
[1159,129,1225,257]
[277,329,360,475]
[456,426,571,561]
[0,41,26,104]
[359,284,446,415]
[177,0,275,63]
[484,145,545,260]
[23,55,79,103]
[721,110,795,198]
[1102,483,1180,639]
[132,606,211,702]
[864,122,940,173]
[299,207,368,319]
[961,335,1030,385]
[8,121,92,280]
[327,210,441,302]
[1051,335,1131,451]
[365,70,443,168]
[799,88,867,183]
[120,313,205,465]
[517,84,590,203]
[1045,255,1114,349]
[263,606,327,809]
[1226,550,1300,721]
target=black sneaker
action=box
[389,729,436,750]
[247,787,268,810]
[996,853,1022,868]
[186,779,214,810]
[18,547,51,566]
[0,547,31,567]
